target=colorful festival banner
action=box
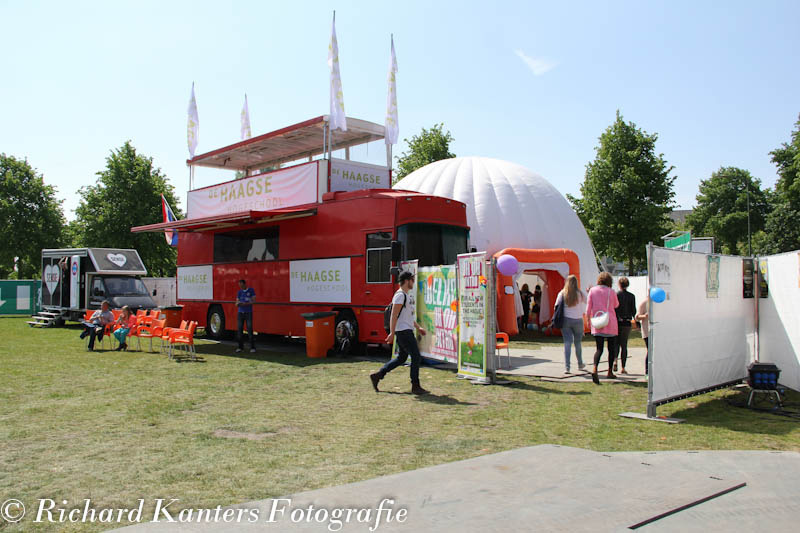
[187,162,318,218]
[392,260,417,359]
[415,265,458,362]
[457,252,488,378]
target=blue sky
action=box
[2,0,798,220]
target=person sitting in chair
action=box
[80,300,114,351]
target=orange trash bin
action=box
[301,312,336,358]
[161,305,184,329]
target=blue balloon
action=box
[650,287,666,303]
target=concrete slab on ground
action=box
[118,445,767,532]
[608,450,800,531]
[496,345,648,383]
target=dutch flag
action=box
[162,195,179,246]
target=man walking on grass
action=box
[236,279,256,353]
[370,271,429,395]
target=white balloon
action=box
[394,156,599,291]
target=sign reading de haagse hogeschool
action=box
[290,258,351,303]
[177,265,213,300]
[330,159,390,192]
[187,162,318,218]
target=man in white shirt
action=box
[370,271,428,395]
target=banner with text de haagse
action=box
[457,253,488,378]
[330,158,390,192]
[290,258,351,303]
[416,265,458,363]
[187,162,318,218]
[177,265,213,300]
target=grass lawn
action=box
[1,316,798,531]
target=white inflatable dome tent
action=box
[394,156,599,332]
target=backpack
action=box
[383,291,407,334]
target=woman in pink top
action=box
[113,306,138,351]
[586,272,619,384]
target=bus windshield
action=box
[103,276,150,296]
[397,223,469,267]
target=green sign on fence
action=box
[665,231,692,251]
[0,280,42,315]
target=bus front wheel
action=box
[206,305,227,340]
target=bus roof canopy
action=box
[130,206,317,233]
[187,115,385,172]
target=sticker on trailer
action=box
[44,264,60,294]
[177,265,213,300]
[290,258,351,303]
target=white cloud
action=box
[514,49,558,76]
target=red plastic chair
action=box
[168,321,198,360]
[496,332,511,369]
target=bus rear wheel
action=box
[335,310,359,355]
[206,305,227,340]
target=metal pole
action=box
[746,177,752,256]
[646,242,656,418]
[487,257,497,384]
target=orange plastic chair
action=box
[168,321,198,360]
[160,320,188,354]
[136,318,165,352]
[496,332,511,369]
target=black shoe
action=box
[80,331,88,339]
[115,343,124,351]
[606,372,617,379]
[591,372,600,385]
[370,372,382,392]
[411,384,429,395]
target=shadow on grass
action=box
[193,341,357,367]
[667,389,800,436]
[377,391,478,406]
[504,379,591,395]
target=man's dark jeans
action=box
[237,312,255,349]
[85,324,104,350]
[378,329,421,384]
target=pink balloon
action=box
[496,254,519,276]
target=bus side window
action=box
[214,227,279,263]
[366,232,392,283]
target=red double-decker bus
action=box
[133,116,469,352]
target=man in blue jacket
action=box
[236,279,256,353]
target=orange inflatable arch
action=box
[493,248,581,336]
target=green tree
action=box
[568,111,676,274]
[685,167,770,255]
[0,154,65,278]
[74,142,183,276]
[764,114,800,253]
[394,123,455,183]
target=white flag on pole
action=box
[327,12,347,132]
[241,93,252,140]
[187,82,199,158]
[385,35,399,145]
